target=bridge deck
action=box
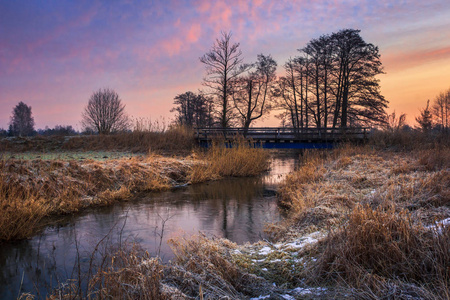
[195,127,368,148]
[196,127,368,141]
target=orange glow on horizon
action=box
[381,56,450,125]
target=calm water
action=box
[0,152,299,299]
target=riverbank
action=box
[274,145,450,298]
[0,143,269,242]
[46,144,449,299]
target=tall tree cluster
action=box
[171,91,214,128]
[172,29,388,129]
[276,29,387,129]
[431,87,450,131]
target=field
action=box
[44,140,449,299]
[3,131,449,299]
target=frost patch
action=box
[426,217,450,234]
[250,295,270,300]
[292,286,328,296]
[259,246,273,255]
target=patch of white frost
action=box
[250,295,270,300]
[259,246,273,255]
[292,286,327,296]
[426,217,450,234]
[275,231,322,251]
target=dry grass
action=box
[47,234,288,300]
[63,126,195,154]
[368,129,450,151]
[274,142,450,298]
[15,130,450,298]
[189,138,270,183]
[313,205,450,298]
[49,242,167,300]
[0,155,196,241]
[167,234,282,299]
[0,125,195,154]
[1,141,270,241]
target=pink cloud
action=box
[187,23,202,43]
[384,46,450,72]
[161,38,184,56]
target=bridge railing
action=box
[195,127,369,141]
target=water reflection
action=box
[0,152,299,299]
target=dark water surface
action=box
[0,152,299,299]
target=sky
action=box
[1,0,450,130]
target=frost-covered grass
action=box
[1,143,271,241]
[0,154,195,241]
[0,126,196,154]
[18,140,450,299]
[275,144,450,298]
[0,150,139,161]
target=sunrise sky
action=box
[1,0,449,130]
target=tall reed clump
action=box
[312,204,450,298]
[278,150,327,211]
[189,139,270,183]
[49,242,166,300]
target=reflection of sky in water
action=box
[0,152,300,298]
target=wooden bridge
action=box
[195,127,369,149]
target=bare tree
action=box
[200,31,247,128]
[82,88,129,134]
[273,76,296,128]
[432,88,450,131]
[232,54,277,133]
[9,101,35,136]
[387,111,407,131]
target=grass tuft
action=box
[190,138,270,183]
[313,204,450,297]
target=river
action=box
[0,152,299,299]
